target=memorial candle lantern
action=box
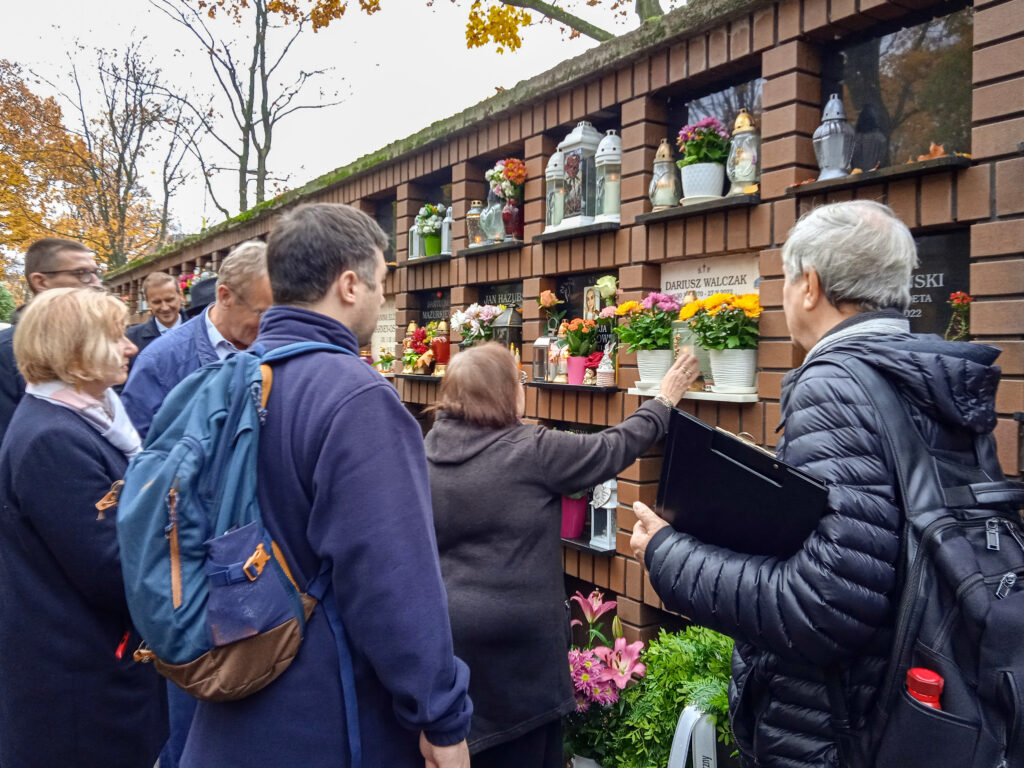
[440,206,453,256]
[594,129,622,224]
[557,120,602,229]
[589,479,617,551]
[726,109,761,195]
[491,305,523,368]
[544,151,566,232]
[430,320,450,376]
[465,200,485,247]
[407,224,421,261]
[813,94,856,181]
[649,138,682,211]
[532,335,550,382]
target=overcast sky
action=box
[2,1,678,237]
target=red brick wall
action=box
[108,0,1023,640]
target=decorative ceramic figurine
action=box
[596,341,616,387]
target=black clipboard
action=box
[655,408,829,559]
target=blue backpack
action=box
[116,342,362,765]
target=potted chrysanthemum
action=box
[612,292,680,387]
[676,116,731,201]
[679,292,761,393]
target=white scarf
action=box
[26,381,142,458]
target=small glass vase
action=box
[502,197,524,241]
[479,190,506,244]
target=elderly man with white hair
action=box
[631,201,1004,768]
[121,240,272,440]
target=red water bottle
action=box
[906,668,944,710]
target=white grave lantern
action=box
[557,120,602,230]
[544,150,566,233]
[589,479,617,551]
[407,224,422,261]
[440,205,454,256]
[594,129,622,224]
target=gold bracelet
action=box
[654,393,674,410]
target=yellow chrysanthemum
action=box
[737,294,761,315]
[701,293,734,311]
[678,301,701,321]
[615,300,641,316]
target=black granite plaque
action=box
[416,289,451,324]
[906,231,969,336]
[479,281,523,308]
[555,271,618,347]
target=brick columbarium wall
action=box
[107,0,1024,641]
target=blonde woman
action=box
[0,288,166,767]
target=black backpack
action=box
[826,356,1024,768]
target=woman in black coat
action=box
[0,288,167,768]
[424,342,697,768]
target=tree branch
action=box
[500,0,614,42]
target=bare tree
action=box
[151,0,346,215]
[32,42,192,266]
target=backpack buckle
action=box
[243,543,271,581]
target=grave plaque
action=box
[660,254,760,304]
[369,297,396,362]
[907,231,969,336]
[479,281,524,308]
[417,289,451,324]
[555,270,617,346]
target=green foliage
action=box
[0,286,15,322]
[565,318,599,357]
[689,307,759,350]
[612,307,676,353]
[600,627,735,768]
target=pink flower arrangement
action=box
[568,590,646,713]
[676,115,731,168]
[641,291,681,314]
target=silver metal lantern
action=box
[813,94,856,181]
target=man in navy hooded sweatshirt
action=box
[181,203,473,768]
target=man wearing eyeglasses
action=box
[122,240,272,441]
[0,238,103,446]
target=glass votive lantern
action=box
[532,335,550,382]
[594,129,622,224]
[649,138,682,211]
[727,108,761,195]
[544,151,565,232]
[465,200,485,247]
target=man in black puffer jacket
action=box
[631,201,1003,768]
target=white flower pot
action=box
[680,162,726,200]
[636,349,675,387]
[708,348,757,392]
[573,757,603,768]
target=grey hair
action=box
[781,201,918,311]
[217,241,268,300]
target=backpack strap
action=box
[308,566,363,768]
[255,341,363,768]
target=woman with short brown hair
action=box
[0,288,167,767]
[425,341,698,768]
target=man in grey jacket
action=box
[630,201,1003,768]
